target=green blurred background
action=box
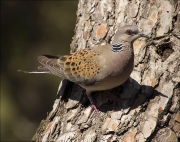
[1,1,78,141]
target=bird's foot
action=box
[89,104,100,117]
[87,93,100,117]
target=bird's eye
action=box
[125,29,133,35]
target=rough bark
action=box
[32,0,180,141]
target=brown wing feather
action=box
[38,49,102,86]
[62,49,102,85]
[38,55,67,79]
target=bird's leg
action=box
[87,93,100,116]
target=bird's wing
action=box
[38,48,103,86]
[38,55,67,79]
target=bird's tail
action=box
[17,66,51,74]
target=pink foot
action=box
[90,105,100,116]
[87,93,100,117]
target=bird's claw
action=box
[89,104,100,117]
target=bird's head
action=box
[112,25,148,45]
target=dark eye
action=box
[125,29,133,35]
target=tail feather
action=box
[18,66,51,74]
[18,55,66,79]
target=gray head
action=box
[111,25,148,52]
[113,25,148,43]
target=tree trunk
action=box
[32,0,180,141]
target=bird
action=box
[18,25,148,115]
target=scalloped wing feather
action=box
[38,49,102,86]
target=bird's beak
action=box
[138,32,149,38]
